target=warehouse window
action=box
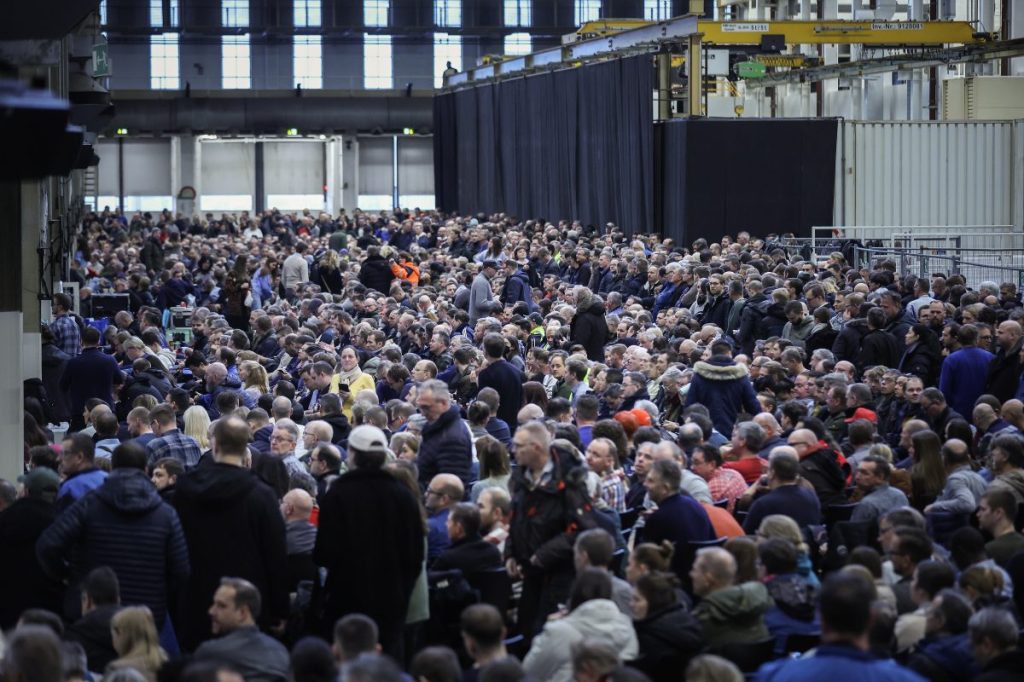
[643,0,671,20]
[504,32,531,56]
[151,34,180,89]
[365,0,389,27]
[433,33,462,88]
[267,194,326,211]
[222,35,251,89]
[294,0,321,27]
[222,0,249,27]
[99,1,107,25]
[503,0,531,27]
[434,0,461,28]
[149,0,180,27]
[199,195,253,212]
[364,35,393,89]
[294,36,322,88]
[575,0,600,24]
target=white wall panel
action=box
[96,139,119,195]
[359,137,394,196]
[264,141,325,195]
[836,121,1023,235]
[398,137,434,196]
[200,141,255,195]
[123,139,172,196]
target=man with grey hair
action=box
[271,419,306,477]
[742,446,822,532]
[968,607,1024,678]
[416,379,473,488]
[657,366,686,425]
[653,440,712,504]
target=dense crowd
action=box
[5,205,1024,682]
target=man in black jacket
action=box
[65,567,121,672]
[172,417,289,651]
[37,442,190,627]
[506,421,595,643]
[359,245,395,295]
[986,321,1023,402]
[431,503,502,576]
[476,334,525,433]
[314,425,425,660]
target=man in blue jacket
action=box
[59,326,123,431]
[684,340,762,437]
[756,572,926,682]
[938,324,994,419]
[415,379,474,489]
[37,441,190,627]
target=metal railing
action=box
[812,225,1020,252]
[854,246,1024,289]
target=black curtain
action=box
[433,55,653,234]
[659,118,838,245]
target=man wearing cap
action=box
[0,468,64,629]
[314,424,425,660]
[469,260,498,325]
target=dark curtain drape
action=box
[433,55,653,234]
[658,118,838,245]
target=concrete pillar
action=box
[341,136,358,212]
[0,179,26,483]
[325,137,342,215]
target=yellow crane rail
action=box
[573,19,990,46]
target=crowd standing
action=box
[6,205,1024,682]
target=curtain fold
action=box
[433,55,654,234]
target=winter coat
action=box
[763,573,820,654]
[431,536,503,576]
[589,267,614,294]
[986,338,1023,402]
[56,468,108,514]
[59,347,123,426]
[116,373,166,421]
[939,346,995,422]
[523,599,638,682]
[804,323,838,355]
[570,300,610,361]
[975,648,1024,682]
[758,302,788,339]
[651,281,684,318]
[141,237,165,274]
[0,498,64,629]
[41,341,71,423]
[833,318,869,364]
[799,446,848,507]
[358,254,395,294]
[698,294,732,331]
[36,469,190,626]
[417,404,474,489]
[65,605,120,672]
[313,468,425,646]
[693,581,773,646]
[631,603,704,682]
[737,293,769,356]
[506,449,595,574]
[500,269,533,309]
[859,327,900,371]
[899,341,940,386]
[782,316,815,349]
[683,356,761,436]
[171,463,289,651]
[641,493,716,586]
[906,634,978,682]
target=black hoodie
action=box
[172,462,289,651]
[0,497,64,629]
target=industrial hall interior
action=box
[4,1,1024,682]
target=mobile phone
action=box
[337,383,350,392]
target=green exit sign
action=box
[736,61,766,79]
[92,43,110,77]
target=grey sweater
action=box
[194,626,289,682]
[468,273,495,324]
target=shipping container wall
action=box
[835,120,1024,236]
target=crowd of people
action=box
[6,204,1024,682]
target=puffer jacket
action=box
[683,356,762,436]
[37,468,190,625]
[907,633,978,682]
[763,573,821,654]
[416,405,473,489]
[693,581,773,646]
[632,603,704,682]
[523,599,638,682]
[570,300,610,361]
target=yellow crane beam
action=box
[574,19,989,46]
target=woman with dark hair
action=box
[910,430,947,511]
[899,324,942,386]
[523,569,638,682]
[221,256,252,332]
[521,381,549,413]
[470,435,511,502]
[630,571,703,682]
[944,419,976,459]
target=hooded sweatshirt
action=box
[693,581,774,646]
[763,573,821,654]
[523,599,639,682]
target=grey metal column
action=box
[254,140,265,214]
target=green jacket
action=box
[694,581,773,646]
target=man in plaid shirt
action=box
[586,437,627,513]
[691,444,749,513]
[49,292,81,357]
[146,404,202,469]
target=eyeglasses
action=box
[270,435,295,442]
[425,489,444,497]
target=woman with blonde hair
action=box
[239,360,269,399]
[183,406,211,449]
[756,514,819,588]
[106,607,167,682]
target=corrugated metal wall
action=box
[835,120,1024,238]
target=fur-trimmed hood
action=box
[693,357,749,381]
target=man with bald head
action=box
[985,321,1023,402]
[975,403,1020,462]
[424,473,464,565]
[1003,399,1024,431]
[281,489,316,591]
[924,439,987,514]
[787,428,846,507]
[198,361,247,417]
